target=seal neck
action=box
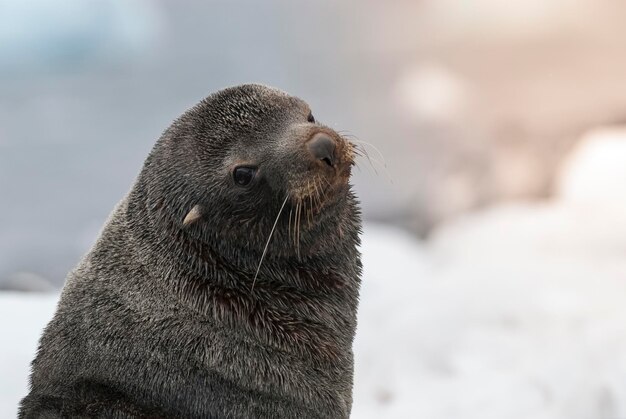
[124,176,361,297]
[123,180,362,365]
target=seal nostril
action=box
[308,133,336,168]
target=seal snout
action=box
[307,132,336,168]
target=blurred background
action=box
[2,0,626,417]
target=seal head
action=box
[147,84,357,258]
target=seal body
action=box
[20,84,362,418]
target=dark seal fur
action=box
[20,84,362,418]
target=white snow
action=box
[558,127,626,210]
[2,129,626,418]
[0,293,57,416]
[353,128,626,418]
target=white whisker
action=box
[251,194,289,292]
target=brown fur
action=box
[20,84,362,418]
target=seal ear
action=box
[182,204,204,227]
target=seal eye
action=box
[307,112,315,123]
[233,166,257,186]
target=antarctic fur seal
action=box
[20,84,362,418]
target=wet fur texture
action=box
[20,84,362,418]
